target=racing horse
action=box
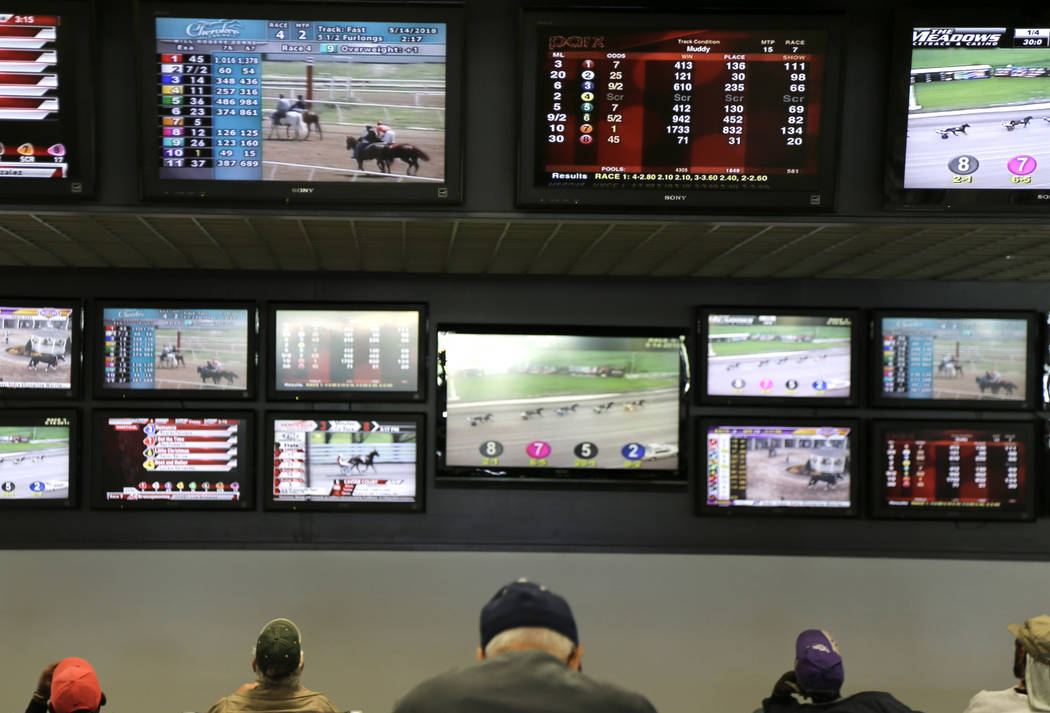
[345,136,390,172]
[27,353,64,370]
[158,347,185,368]
[1002,116,1034,131]
[268,110,305,140]
[936,357,962,379]
[345,449,380,474]
[935,123,970,139]
[302,111,323,140]
[379,144,430,175]
[196,365,239,385]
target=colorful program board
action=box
[93,414,251,508]
[519,12,841,209]
[0,411,73,507]
[269,415,421,509]
[0,304,74,393]
[873,422,1033,520]
[702,423,855,515]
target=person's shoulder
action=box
[837,691,923,713]
[391,666,475,713]
[581,677,658,713]
[205,696,231,713]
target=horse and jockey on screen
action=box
[268,94,323,140]
[345,120,429,174]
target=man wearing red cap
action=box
[27,658,105,713]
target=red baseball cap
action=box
[50,658,102,713]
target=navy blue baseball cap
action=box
[480,579,578,649]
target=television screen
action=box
[437,327,685,485]
[0,411,74,507]
[518,11,842,210]
[0,3,93,197]
[98,303,254,398]
[140,2,462,205]
[872,421,1034,520]
[268,414,422,510]
[92,413,251,508]
[701,422,856,515]
[270,304,423,400]
[701,310,856,404]
[0,302,76,394]
[875,312,1034,408]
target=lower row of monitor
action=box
[0,410,1041,521]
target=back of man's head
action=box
[794,630,844,701]
[478,579,580,665]
[50,658,103,713]
[253,618,305,683]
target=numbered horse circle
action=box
[478,440,504,458]
[574,441,599,459]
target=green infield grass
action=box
[0,426,68,452]
[913,48,1050,70]
[711,339,848,357]
[913,77,1050,110]
[451,373,678,402]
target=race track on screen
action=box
[707,346,850,398]
[0,446,69,499]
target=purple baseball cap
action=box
[795,629,844,697]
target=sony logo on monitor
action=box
[664,194,687,201]
[291,187,314,194]
[548,35,605,50]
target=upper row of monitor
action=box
[8,2,1050,211]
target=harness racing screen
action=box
[0,411,74,508]
[0,303,75,393]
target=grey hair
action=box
[483,626,575,661]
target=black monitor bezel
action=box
[869,418,1037,522]
[436,322,689,489]
[516,8,844,212]
[92,299,258,401]
[696,306,861,407]
[264,410,425,512]
[0,298,80,398]
[90,409,254,510]
[267,301,427,402]
[870,309,1037,410]
[0,408,77,509]
[137,0,464,206]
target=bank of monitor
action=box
[0,410,74,507]
[873,310,1035,409]
[139,1,463,205]
[267,413,423,510]
[518,10,843,210]
[0,301,77,396]
[96,302,255,399]
[871,420,1035,520]
[91,412,252,509]
[437,326,687,486]
[269,303,424,401]
[699,308,858,405]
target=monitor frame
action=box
[696,306,861,407]
[264,410,425,512]
[267,301,427,403]
[137,0,464,206]
[0,408,77,509]
[0,298,80,398]
[436,323,689,489]
[870,309,1037,410]
[869,418,1037,522]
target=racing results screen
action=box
[532,28,829,195]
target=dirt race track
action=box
[261,127,445,183]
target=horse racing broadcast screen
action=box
[0,411,74,507]
[875,312,1034,408]
[98,303,253,397]
[92,413,252,509]
[438,328,686,485]
[271,305,423,400]
[701,422,856,515]
[872,421,1035,521]
[268,414,421,510]
[0,303,75,394]
[702,310,855,404]
[517,11,843,210]
[141,2,461,204]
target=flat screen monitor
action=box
[0,2,93,198]
[0,410,74,507]
[266,413,422,510]
[0,301,77,396]
[698,308,858,405]
[91,412,252,509]
[139,2,463,205]
[873,310,1035,409]
[437,326,687,486]
[886,14,1050,209]
[518,10,843,210]
[871,420,1035,520]
[269,303,424,401]
[700,420,858,516]
[96,302,255,399]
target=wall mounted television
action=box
[871,420,1035,521]
[0,409,75,508]
[699,419,859,517]
[872,310,1035,409]
[91,411,252,509]
[0,2,94,198]
[886,13,1050,210]
[266,412,423,511]
[697,307,859,406]
[268,303,424,401]
[95,301,256,399]
[0,300,77,396]
[517,10,843,211]
[437,325,687,487]
[138,2,463,205]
